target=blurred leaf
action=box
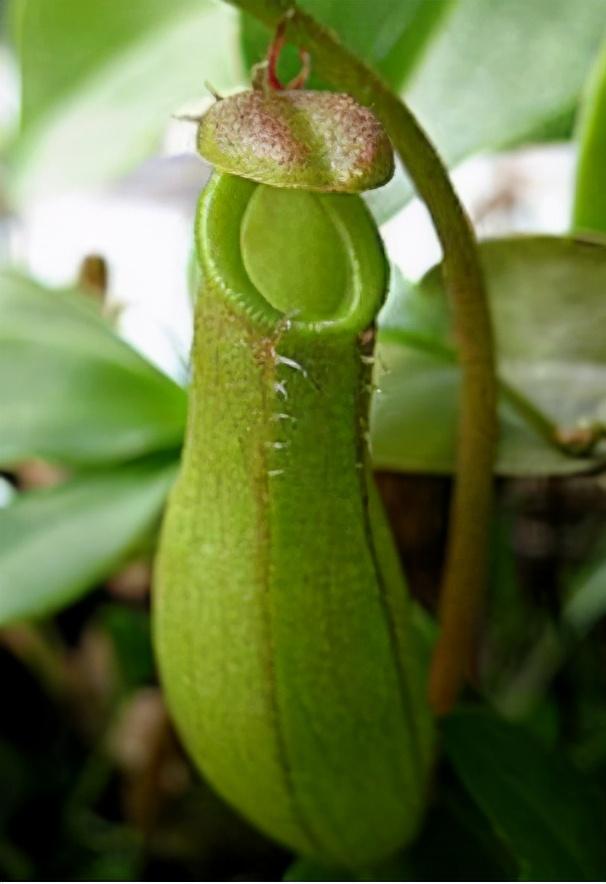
[0,271,187,466]
[411,0,606,164]
[0,841,34,881]
[78,846,142,882]
[9,0,244,203]
[100,605,155,691]
[398,779,516,882]
[558,523,606,640]
[0,739,35,876]
[0,456,176,625]
[372,236,606,476]
[480,511,542,695]
[479,511,566,727]
[444,708,606,881]
[573,36,606,234]
[15,0,180,129]
[368,0,606,222]
[284,857,350,881]
[566,542,606,635]
[240,0,456,92]
[0,739,30,828]
[493,544,606,721]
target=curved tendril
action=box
[266,17,311,91]
[286,50,311,89]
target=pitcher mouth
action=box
[197,171,388,336]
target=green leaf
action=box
[368,0,606,223]
[0,271,187,466]
[9,0,244,204]
[15,0,181,129]
[566,543,606,636]
[444,708,606,881]
[0,456,177,625]
[411,0,606,166]
[372,236,606,476]
[240,0,456,92]
[573,36,606,234]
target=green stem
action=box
[225,0,498,714]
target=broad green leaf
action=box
[444,708,606,881]
[0,456,176,624]
[372,236,606,476]
[573,36,606,234]
[240,0,456,92]
[0,271,187,466]
[9,0,244,204]
[369,0,606,223]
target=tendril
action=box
[266,16,311,90]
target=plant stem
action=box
[225,0,498,714]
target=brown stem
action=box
[266,16,288,89]
[225,0,498,715]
